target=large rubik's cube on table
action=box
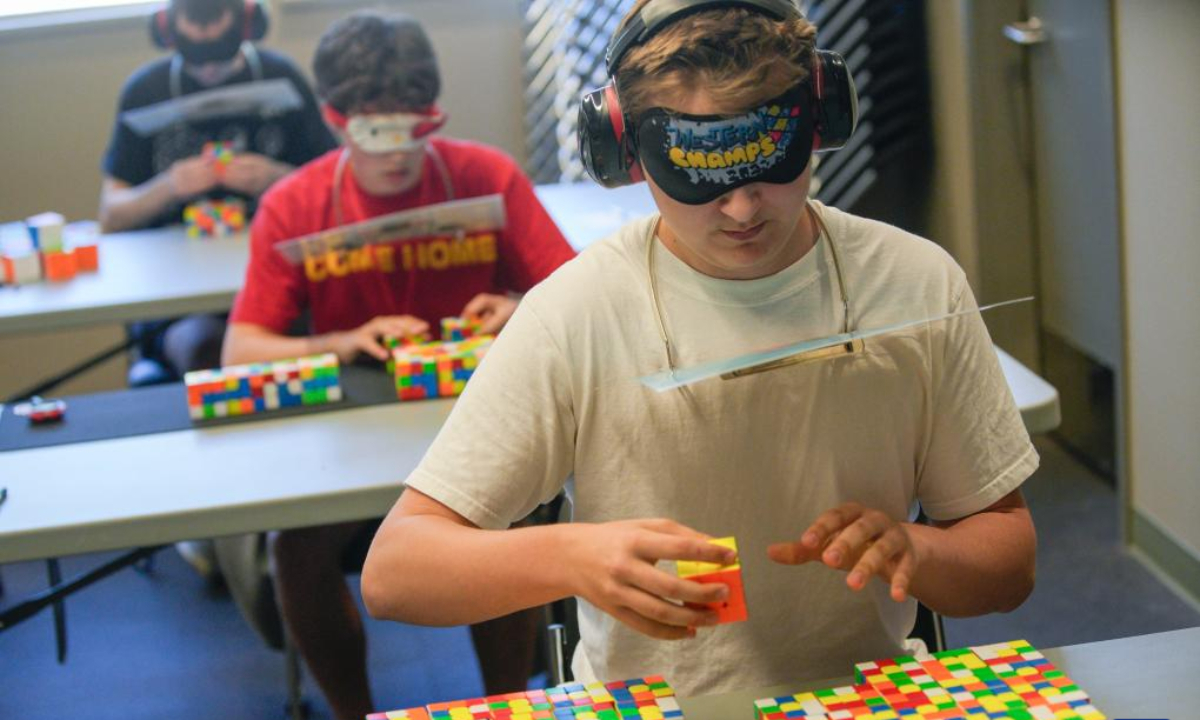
[369,676,682,720]
[388,317,493,401]
[185,353,342,420]
[755,639,1106,720]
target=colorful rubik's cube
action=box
[2,251,41,285]
[441,315,482,341]
[754,683,897,720]
[184,353,342,421]
[204,140,235,170]
[369,676,682,720]
[368,710,429,720]
[184,197,247,238]
[26,211,65,252]
[756,640,1106,720]
[383,331,429,375]
[392,334,493,402]
[41,248,78,282]
[676,536,747,624]
[72,241,100,272]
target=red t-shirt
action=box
[230,137,576,335]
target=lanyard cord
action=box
[646,200,853,373]
[330,142,455,228]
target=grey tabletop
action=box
[0,226,249,335]
[0,183,657,336]
[0,398,455,564]
[678,626,1200,719]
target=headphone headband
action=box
[150,0,268,51]
[606,0,802,74]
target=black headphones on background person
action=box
[149,0,269,51]
[578,0,858,189]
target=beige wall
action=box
[1114,1,1200,562]
[0,0,524,397]
[0,0,525,223]
[923,0,1040,369]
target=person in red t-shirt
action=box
[223,12,575,720]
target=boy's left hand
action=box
[462,293,518,334]
[221,153,290,197]
[767,502,919,602]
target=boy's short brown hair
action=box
[313,12,440,114]
[614,0,817,119]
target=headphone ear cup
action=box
[244,0,269,41]
[577,83,637,188]
[811,50,858,152]
[149,7,173,49]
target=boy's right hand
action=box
[168,156,220,200]
[567,519,737,640]
[327,315,430,363]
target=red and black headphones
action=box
[149,0,268,51]
[577,0,858,189]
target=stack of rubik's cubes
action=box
[1,214,100,286]
[676,536,748,624]
[389,317,493,401]
[182,141,246,239]
[754,639,1106,720]
[368,675,682,720]
[185,353,342,420]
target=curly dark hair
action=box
[313,12,441,114]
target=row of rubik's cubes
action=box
[183,197,247,239]
[183,142,246,238]
[182,318,492,421]
[387,317,494,402]
[368,675,682,720]
[755,639,1105,720]
[1,213,99,285]
[184,353,342,420]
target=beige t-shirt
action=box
[406,202,1037,697]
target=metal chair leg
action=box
[547,623,568,687]
[284,635,310,720]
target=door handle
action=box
[1003,17,1049,46]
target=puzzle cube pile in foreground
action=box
[755,639,1105,720]
[369,641,1105,720]
[369,676,681,720]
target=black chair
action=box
[545,596,945,687]
[126,320,180,388]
